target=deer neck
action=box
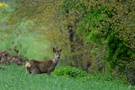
[53,57,59,66]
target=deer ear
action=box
[53,48,56,53]
[59,49,62,52]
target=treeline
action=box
[0,0,135,83]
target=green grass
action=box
[0,64,134,90]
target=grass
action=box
[0,64,134,90]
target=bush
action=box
[52,66,88,78]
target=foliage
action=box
[105,32,134,71]
[52,66,126,83]
[73,0,135,72]
[8,0,72,61]
[0,2,8,7]
[126,61,135,84]
[0,2,13,24]
[52,66,88,78]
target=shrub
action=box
[52,66,88,78]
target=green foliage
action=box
[0,2,12,23]
[52,66,88,78]
[105,32,134,71]
[75,0,135,73]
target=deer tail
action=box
[25,61,31,68]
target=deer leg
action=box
[26,67,31,74]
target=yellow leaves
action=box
[0,2,8,7]
[85,23,89,30]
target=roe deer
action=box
[25,47,62,75]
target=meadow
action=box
[0,64,134,90]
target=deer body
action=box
[26,60,55,74]
[25,47,62,75]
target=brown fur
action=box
[25,47,62,75]
[25,60,54,75]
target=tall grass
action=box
[0,64,134,90]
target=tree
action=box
[74,0,135,72]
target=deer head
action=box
[53,47,62,65]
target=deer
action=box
[25,47,62,75]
